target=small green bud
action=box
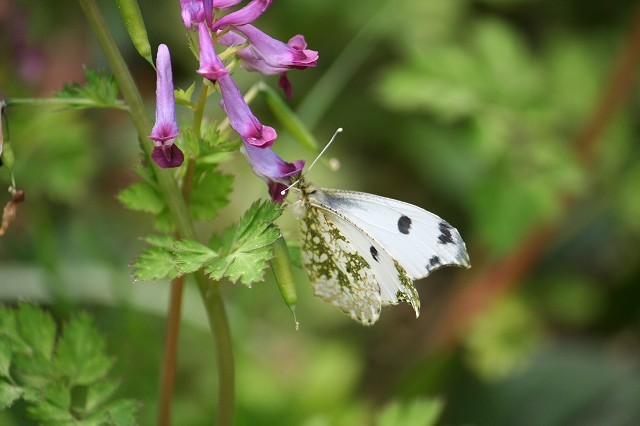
[115,0,153,66]
[270,236,299,329]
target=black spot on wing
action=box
[438,221,454,244]
[398,215,412,234]
[370,246,379,262]
[427,256,441,270]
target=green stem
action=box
[4,97,129,110]
[158,81,212,425]
[77,1,234,424]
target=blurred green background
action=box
[2,0,640,424]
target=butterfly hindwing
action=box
[310,189,470,280]
[323,209,420,315]
[299,203,383,324]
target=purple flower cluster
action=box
[150,0,317,203]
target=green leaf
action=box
[179,127,201,158]
[117,182,165,214]
[102,399,139,426]
[0,339,12,378]
[27,383,73,422]
[131,247,178,281]
[205,200,282,285]
[53,313,114,386]
[376,398,444,426]
[189,172,234,221]
[85,380,120,412]
[56,68,122,109]
[12,352,55,384]
[16,304,56,361]
[144,234,178,250]
[172,239,217,274]
[0,381,24,409]
[175,82,196,109]
[153,208,176,233]
[0,306,30,356]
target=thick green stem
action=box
[77,1,234,424]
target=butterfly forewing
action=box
[311,189,470,280]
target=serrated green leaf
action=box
[175,83,196,109]
[172,239,217,274]
[179,127,201,158]
[103,399,139,426]
[0,381,24,409]
[12,352,55,384]
[56,68,122,109]
[21,386,42,403]
[205,200,282,285]
[27,383,72,421]
[43,382,71,410]
[0,307,30,355]
[0,339,11,378]
[117,182,165,214]
[85,379,120,412]
[132,247,178,281]
[376,398,444,426]
[53,313,114,386]
[144,234,178,249]
[189,172,234,220]
[16,304,56,361]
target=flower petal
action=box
[210,0,272,31]
[217,73,277,147]
[196,23,229,81]
[234,24,318,69]
[242,141,304,202]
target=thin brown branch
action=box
[428,4,640,351]
[158,276,185,426]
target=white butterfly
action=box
[291,176,470,325]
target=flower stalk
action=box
[77,0,234,424]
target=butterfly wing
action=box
[311,189,470,280]
[299,203,383,324]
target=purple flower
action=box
[196,23,229,81]
[217,31,304,98]
[210,0,272,31]
[242,141,304,203]
[212,0,243,9]
[217,73,277,148]
[234,25,318,70]
[150,44,184,168]
[180,0,206,28]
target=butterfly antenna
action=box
[280,127,343,195]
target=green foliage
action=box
[174,83,197,110]
[464,295,542,380]
[10,109,95,204]
[376,398,444,426]
[57,68,123,109]
[206,200,283,285]
[131,200,283,286]
[0,304,137,425]
[117,162,234,231]
[377,17,591,255]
